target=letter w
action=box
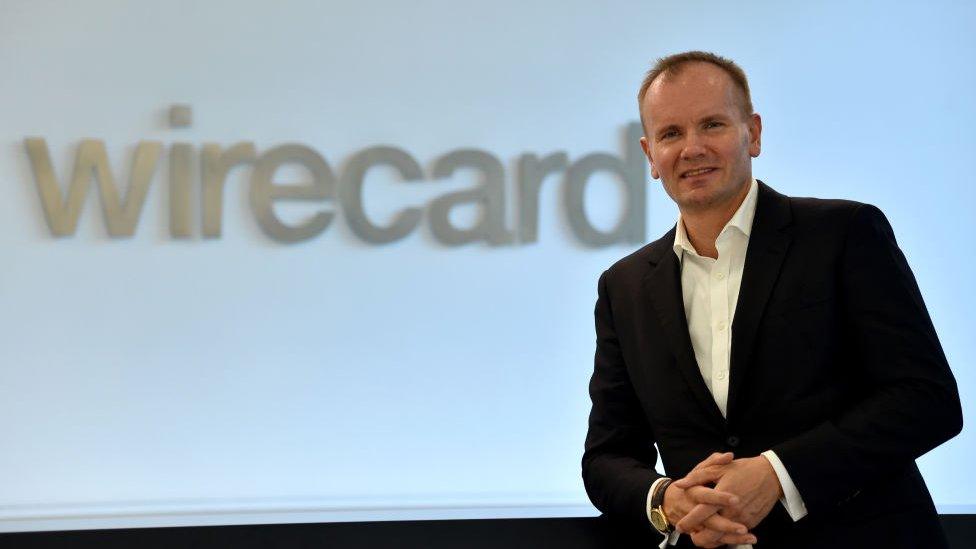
[25,138,162,236]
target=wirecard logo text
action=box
[24,119,647,247]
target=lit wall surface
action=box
[1,0,973,532]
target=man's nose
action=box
[680,132,707,160]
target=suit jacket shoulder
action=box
[605,183,870,277]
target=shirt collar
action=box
[673,178,759,260]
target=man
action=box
[581,51,962,548]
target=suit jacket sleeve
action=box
[582,269,662,524]
[772,204,962,513]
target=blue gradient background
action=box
[0,0,972,532]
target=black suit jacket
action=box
[582,182,962,548]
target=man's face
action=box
[639,62,762,214]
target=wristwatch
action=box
[649,478,674,534]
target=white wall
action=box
[1,0,973,532]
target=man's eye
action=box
[660,130,678,140]
[704,121,724,129]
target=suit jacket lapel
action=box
[643,234,726,428]
[727,182,793,420]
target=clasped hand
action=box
[662,452,782,548]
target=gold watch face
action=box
[650,508,670,532]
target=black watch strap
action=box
[651,477,673,509]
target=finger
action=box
[679,504,747,535]
[717,532,759,545]
[702,512,749,535]
[675,503,719,533]
[685,485,740,507]
[696,452,734,469]
[673,465,727,488]
[690,528,725,549]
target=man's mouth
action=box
[680,167,718,178]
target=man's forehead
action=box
[643,63,743,125]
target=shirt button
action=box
[715,271,725,280]
[726,436,740,448]
[717,322,726,331]
[716,370,727,380]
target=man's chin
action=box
[676,191,719,212]
[674,181,749,215]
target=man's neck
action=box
[680,181,752,259]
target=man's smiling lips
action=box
[680,167,719,178]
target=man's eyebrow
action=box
[655,123,680,136]
[698,113,731,123]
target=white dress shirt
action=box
[646,179,807,548]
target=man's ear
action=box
[640,136,659,179]
[748,113,762,158]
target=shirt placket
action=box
[709,241,732,418]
